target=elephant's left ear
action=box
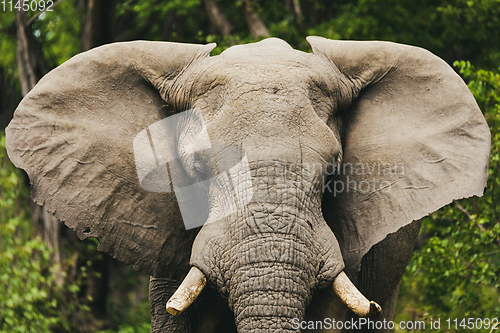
[307,37,491,273]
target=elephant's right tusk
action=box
[332,271,382,319]
[166,266,207,316]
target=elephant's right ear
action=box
[6,41,215,279]
[307,37,491,274]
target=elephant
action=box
[5,37,490,332]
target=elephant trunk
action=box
[222,219,321,333]
[230,260,312,332]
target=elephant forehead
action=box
[185,53,347,134]
[220,37,294,55]
[191,52,340,96]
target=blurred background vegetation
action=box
[0,0,499,332]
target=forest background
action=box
[0,0,499,332]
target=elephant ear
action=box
[308,37,491,274]
[6,41,215,279]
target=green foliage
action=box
[32,0,81,66]
[0,10,19,99]
[395,63,500,332]
[437,0,500,68]
[115,0,203,42]
[0,131,150,331]
[0,11,17,70]
[303,0,500,69]
[0,132,94,332]
[97,264,151,333]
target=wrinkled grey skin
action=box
[6,37,490,333]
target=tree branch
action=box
[455,200,500,248]
[491,162,499,222]
[26,0,68,27]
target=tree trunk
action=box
[203,0,234,37]
[82,0,111,51]
[291,0,303,25]
[0,68,21,130]
[15,10,49,96]
[240,0,270,39]
[173,15,187,41]
[161,13,176,41]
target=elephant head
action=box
[6,37,490,332]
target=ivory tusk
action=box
[332,271,382,319]
[166,266,207,316]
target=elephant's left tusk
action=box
[166,266,207,316]
[332,271,382,319]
